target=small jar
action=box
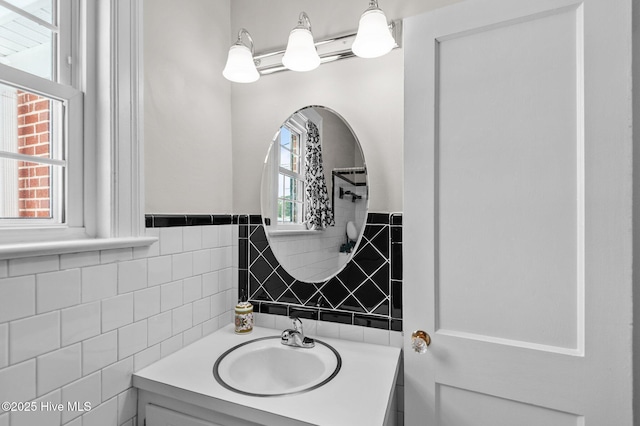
[234,301,254,334]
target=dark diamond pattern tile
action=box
[338,295,366,313]
[352,243,386,276]
[244,215,403,330]
[372,264,390,294]
[319,278,350,309]
[336,264,367,292]
[369,226,389,257]
[263,273,288,301]
[279,289,300,304]
[292,282,320,306]
[354,280,387,312]
[372,298,390,316]
[250,256,274,284]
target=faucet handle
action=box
[290,316,303,334]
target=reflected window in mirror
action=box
[277,123,305,226]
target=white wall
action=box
[144,0,233,214]
[0,226,237,426]
[230,0,461,215]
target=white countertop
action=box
[133,325,401,426]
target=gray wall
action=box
[144,0,233,214]
[143,0,461,214]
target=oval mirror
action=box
[260,106,368,282]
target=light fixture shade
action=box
[223,44,260,83]
[282,28,321,72]
[352,8,395,58]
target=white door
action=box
[403,0,634,424]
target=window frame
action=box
[0,0,154,257]
[0,0,80,230]
[276,119,306,227]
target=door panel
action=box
[436,5,581,352]
[404,0,633,424]
[437,385,582,426]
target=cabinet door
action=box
[404,0,634,424]
[146,404,224,426]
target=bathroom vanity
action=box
[133,325,400,426]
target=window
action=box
[0,0,151,256]
[0,0,79,228]
[276,121,305,225]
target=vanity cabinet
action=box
[134,325,400,426]
[146,404,224,426]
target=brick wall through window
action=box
[17,91,51,218]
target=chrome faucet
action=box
[281,317,315,348]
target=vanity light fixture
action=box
[222,28,260,83]
[352,0,396,58]
[282,12,321,72]
[223,2,402,81]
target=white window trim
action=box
[0,0,156,259]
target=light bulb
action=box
[352,6,395,58]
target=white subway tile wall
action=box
[0,225,237,426]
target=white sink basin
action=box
[213,336,341,397]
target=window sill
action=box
[0,236,158,260]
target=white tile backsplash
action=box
[172,304,193,334]
[147,312,172,346]
[0,275,35,323]
[82,332,118,375]
[192,298,210,325]
[100,248,133,264]
[147,255,172,286]
[10,311,60,364]
[36,269,81,313]
[159,334,182,358]
[10,389,61,426]
[192,249,212,275]
[82,395,117,426]
[0,360,36,402]
[202,271,219,297]
[9,255,59,277]
[133,286,161,321]
[82,264,118,303]
[171,252,193,280]
[183,276,202,303]
[0,224,236,426]
[118,321,148,359]
[0,324,6,368]
[101,358,133,401]
[61,372,101,423]
[0,260,7,278]
[201,226,219,248]
[102,294,134,332]
[36,344,82,396]
[117,388,137,425]
[210,292,226,318]
[160,280,183,312]
[182,227,202,252]
[159,228,183,255]
[133,344,160,372]
[62,302,101,346]
[60,251,101,270]
[117,259,148,294]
